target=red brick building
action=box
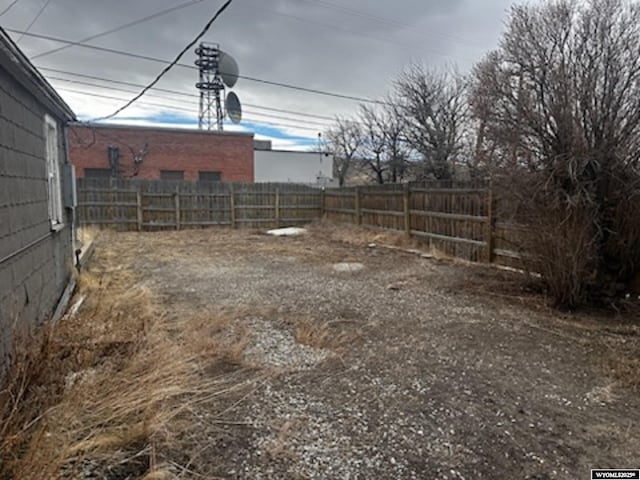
[69,123,254,182]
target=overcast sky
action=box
[1,0,526,148]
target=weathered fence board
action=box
[323,182,528,265]
[78,178,530,268]
[77,179,321,231]
[324,184,491,262]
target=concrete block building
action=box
[0,27,76,364]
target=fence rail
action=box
[77,179,528,268]
[322,185,526,266]
[77,179,321,231]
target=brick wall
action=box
[0,65,73,364]
[69,124,255,182]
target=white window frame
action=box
[44,114,64,229]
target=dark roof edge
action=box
[0,27,75,121]
[70,121,255,138]
[256,148,323,154]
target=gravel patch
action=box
[243,318,330,370]
[96,229,640,479]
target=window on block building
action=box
[198,171,222,182]
[44,114,63,229]
[160,170,184,180]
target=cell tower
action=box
[195,43,241,131]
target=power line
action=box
[38,66,337,121]
[31,0,209,60]
[92,0,235,121]
[53,81,333,128]
[16,0,52,43]
[245,2,472,63]
[56,87,331,132]
[5,28,387,105]
[56,86,195,112]
[294,0,476,48]
[0,0,21,17]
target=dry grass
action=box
[599,324,640,389]
[309,221,470,264]
[608,354,640,388]
[292,318,359,351]
[0,249,258,479]
[77,226,99,247]
[294,320,332,349]
[309,221,421,250]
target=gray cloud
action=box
[1,0,528,142]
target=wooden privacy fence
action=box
[78,179,527,268]
[77,179,322,231]
[323,184,526,266]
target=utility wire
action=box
[38,66,336,120]
[6,28,388,105]
[31,0,209,60]
[295,0,476,48]
[0,0,21,17]
[56,86,195,112]
[45,71,368,128]
[244,2,472,63]
[54,83,333,128]
[16,0,52,43]
[92,0,234,121]
[57,87,331,132]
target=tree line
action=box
[326,66,469,186]
[326,0,640,309]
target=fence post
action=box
[403,183,411,237]
[275,188,281,228]
[229,183,236,228]
[319,188,325,219]
[174,189,181,231]
[354,187,361,225]
[136,188,143,232]
[485,187,495,263]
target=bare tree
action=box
[469,52,508,177]
[471,0,640,307]
[359,105,388,184]
[380,97,411,183]
[395,65,469,180]
[325,117,363,187]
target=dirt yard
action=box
[87,226,640,479]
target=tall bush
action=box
[472,0,640,307]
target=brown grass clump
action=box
[294,320,331,349]
[310,222,480,269]
[608,354,640,389]
[599,324,640,389]
[0,255,256,479]
[77,226,99,247]
[309,221,422,251]
[293,318,358,351]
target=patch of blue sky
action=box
[86,112,318,148]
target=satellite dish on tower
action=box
[219,51,239,88]
[195,43,242,131]
[225,91,242,124]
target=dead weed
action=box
[293,318,358,350]
[310,221,421,250]
[607,354,640,388]
[0,256,258,479]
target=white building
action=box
[253,141,336,186]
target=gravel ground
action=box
[94,228,640,479]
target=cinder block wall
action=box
[0,66,73,364]
[69,124,255,182]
